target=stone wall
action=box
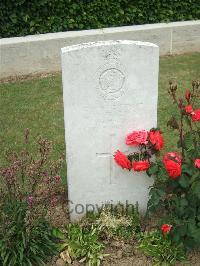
[0,20,200,79]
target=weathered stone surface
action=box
[171,24,200,54]
[61,40,159,220]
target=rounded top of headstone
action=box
[61,40,158,54]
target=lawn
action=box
[0,52,200,180]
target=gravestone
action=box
[61,40,159,220]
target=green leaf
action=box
[52,228,65,240]
[178,175,190,188]
[183,132,194,151]
[191,181,200,199]
[182,164,193,176]
[147,164,159,175]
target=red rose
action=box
[194,159,200,169]
[164,160,181,179]
[163,152,182,179]
[161,224,172,234]
[132,160,150,172]
[149,130,164,151]
[125,130,148,146]
[114,150,131,170]
[192,109,200,122]
[185,90,191,102]
[185,104,193,114]
[163,152,182,164]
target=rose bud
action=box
[192,109,200,122]
[185,90,191,102]
[185,104,193,114]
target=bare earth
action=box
[47,198,200,266]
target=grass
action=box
[0,53,200,180]
[158,53,200,151]
[0,75,66,178]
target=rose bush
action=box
[114,128,164,174]
[114,80,200,249]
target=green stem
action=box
[180,112,185,159]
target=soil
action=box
[47,194,200,266]
[49,239,200,266]
[102,248,200,266]
[0,71,61,84]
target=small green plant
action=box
[137,230,186,265]
[53,223,105,266]
[0,200,57,266]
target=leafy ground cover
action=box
[1,1,199,38]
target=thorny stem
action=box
[179,111,185,159]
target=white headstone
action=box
[61,40,159,220]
